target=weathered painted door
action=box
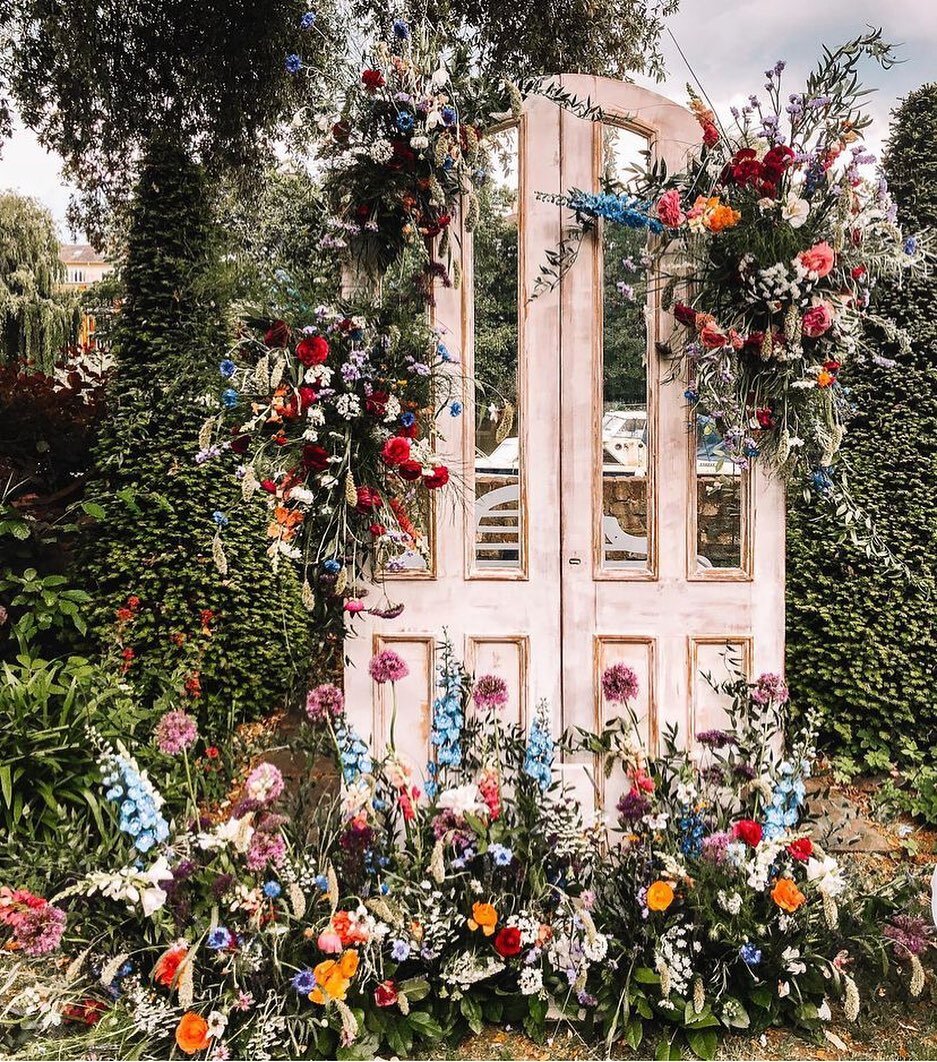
[344,77,785,807]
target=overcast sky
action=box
[1,0,934,242]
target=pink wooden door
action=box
[344,79,785,806]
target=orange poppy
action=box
[646,880,675,912]
[309,948,359,1004]
[467,902,498,936]
[771,877,806,913]
[175,1012,210,1054]
[152,943,188,988]
[705,204,742,233]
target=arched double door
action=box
[345,76,785,812]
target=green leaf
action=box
[81,501,106,520]
[460,994,483,1035]
[625,1017,644,1050]
[687,1029,718,1060]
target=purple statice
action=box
[244,762,284,805]
[472,674,509,712]
[154,710,198,755]
[15,903,67,956]
[696,729,735,749]
[305,682,345,723]
[617,789,651,825]
[601,663,639,705]
[884,915,934,958]
[246,830,287,871]
[751,672,789,706]
[368,649,409,684]
[700,831,731,865]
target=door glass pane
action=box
[600,125,652,571]
[695,418,745,570]
[473,126,521,571]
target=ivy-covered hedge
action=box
[78,140,309,728]
[786,84,937,799]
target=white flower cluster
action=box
[441,952,506,989]
[654,921,697,998]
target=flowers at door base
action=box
[472,673,509,711]
[799,241,835,277]
[787,837,813,862]
[601,663,639,705]
[368,649,409,684]
[175,1012,211,1054]
[646,880,674,912]
[771,877,806,912]
[802,301,834,338]
[523,699,554,790]
[751,672,789,706]
[467,902,498,936]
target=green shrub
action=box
[78,140,309,729]
[786,83,937,814]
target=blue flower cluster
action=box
[334,721,373,784]
[429,653,465,777]
[678,809,705,857]
[740,942,762,966]
[763,760,806,840]
[101,750,170,853]
[523,700,554,791]
[569,191,663,234]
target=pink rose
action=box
[802,302,834,338]
[656,189,685,228]
[799,241,835,278]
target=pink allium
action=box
[472,674,509,712]
[601,663,639,705]
[15,901,67,956]
[154,709,198,755]
[244,762,284,805]
[306,682,345,723]
[701,831,731,865]
[246,830,286,871]
[751,672,789,706]
[368,649,409,684]
[656,188,685,228]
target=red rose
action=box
[361,68,385,90]
[788,837,813,862]
[732,819,763,847]
[423,466,449,490]
[356,486,382,512]
[397,459,423,481]
[302,444,329,472]
[298,386,317,410]
[381,436,411,466]
[365,390,389,416]
[493,926,522,958]
[264,319,291,348]
[296,335,329,367]
[374,980,398,1007]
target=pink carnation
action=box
[802,302,834,338]
[11,900,66,956]
[368,649,409,684]
[472,674,509,711]
[656,189,685,228]
[244,762,284,805]
[154,709,198,755]
[601,663,640,705]
[306,683,345,723]
[799,241,835,277]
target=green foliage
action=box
[0,192,79,370]
[78,141,309,728]
[786,82,937,815]
[0,568,91,643]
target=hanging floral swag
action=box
[535,31,933,580]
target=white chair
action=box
[475,483,521,568]
[602,514,713,569]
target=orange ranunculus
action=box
[705,203,742,233]
[331,910,370,946]
[467,901,498,936]
[309,948,359,1004]
[771,877,806,913]
[153,942,188,988]
[646,880,675,912]
[816,369,835,388]
[175,1012,210,1054]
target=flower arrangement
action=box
[1,643,932,1060]
[205,301,459,616]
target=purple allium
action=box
[751,672,789,706]
[472,674,509,711]
[368,649,409,684]
[154,709,198,755]
[617,789,651,825]
[15,903,66,956]
[696,729,735,749]
[884,915,934,958]
[700,831,731,865]
[246,831,287,871]
[244,762,284,805]
[601,663,639,705]
[305,682,345,723]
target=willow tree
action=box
[0,192,78,369]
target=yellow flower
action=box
[646,880,675,912]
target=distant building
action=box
[59,244,112,349]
